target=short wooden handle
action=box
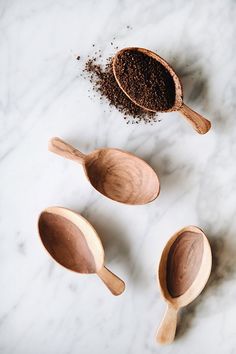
[179,103,211,134]
[48,137,85,163]
[156,305,178,344]
[97,266,125,296]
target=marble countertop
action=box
[1,0,236,353]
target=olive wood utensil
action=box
[113,47,211,134]
[38,206,125,295]
[49,137,160,205]
[156,225,212,344]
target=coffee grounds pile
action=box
[114,49,176,112]
[83,56,157,123]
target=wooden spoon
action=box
[156,226,212,344]
[49,137,160,205]
[38,206,125,296]
[113,47,211,134]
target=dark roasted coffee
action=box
[83,57,156,123]
[114,49,176,112]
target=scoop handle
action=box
[49,137,85,163]
[156,304,178,344]
[178,103,211,134]
[97,266,125,296]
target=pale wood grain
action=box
[49,137,160,205]
[179,104,211,134]
[49,137,85,163]
[156,305,178,344]
[97,266,125,296]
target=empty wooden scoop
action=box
[49,137,160,205]
[38,207,125,295]
[156,226,212,344]
[113,47,211,134]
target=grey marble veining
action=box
[1,0,236,353]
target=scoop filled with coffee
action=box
[113,47,211,134]
[38,207,125,295]
[156,226,212,344]
[49,137,160,205]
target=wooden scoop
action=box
[156,226,212,344]
[38,206,125,295]
[113,47,211,134]
[49,137,160,205]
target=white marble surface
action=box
[1,0,236,353]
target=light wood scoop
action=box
[156,226,212,344]
[113,47,211,134]
[49,137,160,205]
[38,207,125,295]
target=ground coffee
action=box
[114,49,176,112]
[83,56,157,123]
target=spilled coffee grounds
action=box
[114,49,176,111]
[83,57,156,123]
